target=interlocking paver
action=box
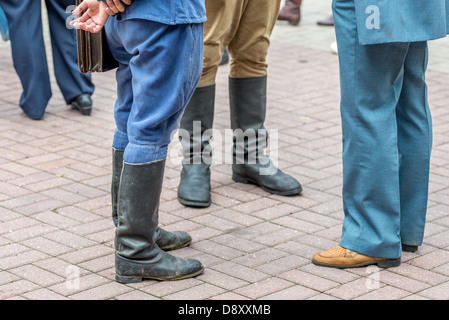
[0,0,448,301]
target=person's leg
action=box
[1,0,51,119]
[106,18,204,282]
[227,0,281,80]
[177,0,244,207]
[396,41,432,252]
[227,0,302,196]
[334,0,410,260]
[199,0,245,87]
[313,0,412,269]
[46,0,95,115]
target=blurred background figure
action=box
[317,14,334,26]
[1,0,95,120]
[278,0,302,26]
[316,13,336,54]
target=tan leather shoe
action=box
[312,246,401,269]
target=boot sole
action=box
[115,267,204,284]
[402,244,418,252]
[158,239,192,252]
[178,196,211,208]
[312,257,401,269]
[232,173,303,196]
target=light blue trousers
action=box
[105,18,203,164]
[333,0,433,259]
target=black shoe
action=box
[71,94,92,115]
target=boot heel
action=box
[377,258,401,268]
[232,173,249,184]
[115,274,143,284]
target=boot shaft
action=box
[111,148,124,227]
[179,84,216,165]
[116,159,166,260]
[229,75,268,164]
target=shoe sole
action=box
[312,257,401,269]
[71,103,92,116]
[178,196,211,208]
[115,267,204,284]
[402,244,418,252]
[232,173,303,196]
[158,239,192,252]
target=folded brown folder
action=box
[75,0,118,73]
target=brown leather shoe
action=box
[312,246,401,269]
[278,0,302,26]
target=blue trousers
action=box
[105,18,203,164]
[333,0,433,259]
[1,0,94,120]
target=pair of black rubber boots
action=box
[178,76,302,208]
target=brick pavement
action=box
[1,1,449,301]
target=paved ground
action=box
[1,1,449,301]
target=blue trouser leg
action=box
[46,0,95,104]
[1,0,94,119]
[333,0,432,259]
[2,0,51,119]
[105,18,203,164]
[397,42,432,247]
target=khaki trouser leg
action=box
[199,0,281,87]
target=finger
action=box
[78,21,102,33]
[91,25,103,33]
[72,1,88,15]
[72,21,88,31]
[112,0,126,11]
[106,0,119,13]
[105,7,115,16]
[122,0,132,5]
[70,16,89,27]
[76,12,92,24]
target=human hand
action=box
[104,0,132,16]
[71,0,109,33]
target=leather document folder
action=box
[75,0,118,73]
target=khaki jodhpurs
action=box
[199,0,281,87]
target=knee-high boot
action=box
[112,148,192,251]
[177,84,215,207]
[115,159,204,283]
[229,76,302,196]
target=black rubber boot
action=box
[115,159,203,283]
[111,149,192,251]
[177,84,215,207]
[229,76,302,196]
